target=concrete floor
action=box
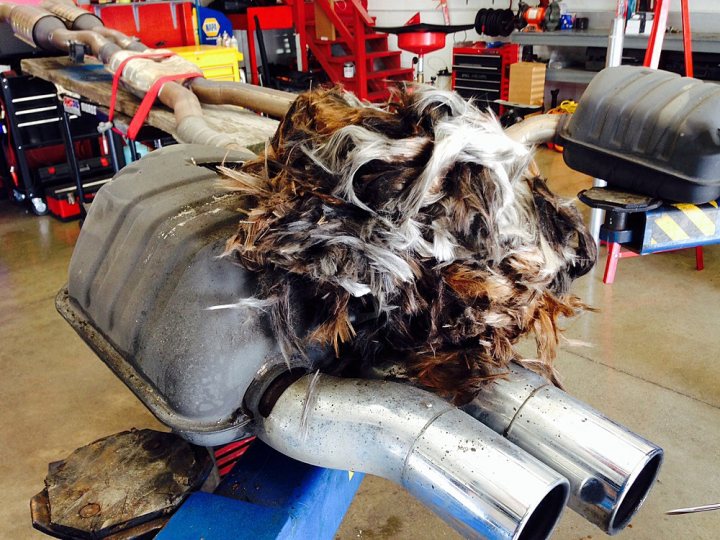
[1,148,719,539]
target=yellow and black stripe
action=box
[648,201,719,248]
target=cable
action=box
[546,99,577,114]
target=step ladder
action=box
[290,0,414,101]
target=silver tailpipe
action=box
[254,373,570,540]
[463,363,663,535]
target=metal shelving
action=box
[544,67,598,84]
[511,29,720,54]
[512,30,720,85]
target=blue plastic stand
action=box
[157,441,364,539]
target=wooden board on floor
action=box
[21,56,278,150]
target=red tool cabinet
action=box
[451,43,519,112]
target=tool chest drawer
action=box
[455,88,501,103]
[454,70,502,84]
[454,53,502,69]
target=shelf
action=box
[511,30,720,54]
[545,68,598,84]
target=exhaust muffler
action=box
[463,363,663,535]
[254,373,570,540]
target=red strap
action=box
[126,70,202,140]
[108,52,175,123]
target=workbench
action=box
[21,56,279,152]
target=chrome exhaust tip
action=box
[464,363,663,535]
[255,374,570,540]
[606,448,663,534]
[517,485,569,540]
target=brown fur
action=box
[221,86,596,403]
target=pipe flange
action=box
[243,356,311,419]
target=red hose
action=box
[681,0,693,77]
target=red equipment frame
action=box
[86,2,196,49]
[227,6,294,87]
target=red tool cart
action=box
[451,43,519,113]
[0,72,115,219]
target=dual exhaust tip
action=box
[256,365,662,540]
[464,363,663,537]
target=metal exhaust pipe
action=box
[504,114,563,146]
[40,0,147,51]
[463,363,663,535]
[190,78,296,119]
[0,3,120,60]
[0,4,66,50]
[1,2,238,150]
[40,0,102,31]
[254,373,570,540]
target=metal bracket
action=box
[68,42,89,64]
[132,3,141,33]
[170,1,178,30]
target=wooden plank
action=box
[314,0,336,41]
[21,56,278,150]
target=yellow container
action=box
[170,45,244,83]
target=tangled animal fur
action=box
[221,86,596,403]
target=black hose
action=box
[474,8,516,37]
[254,15,273,89]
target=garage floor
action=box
[1,148,719,540]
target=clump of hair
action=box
[220,86,596,404]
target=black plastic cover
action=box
[561,66,720,203]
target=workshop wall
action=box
[367,0,720,81]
